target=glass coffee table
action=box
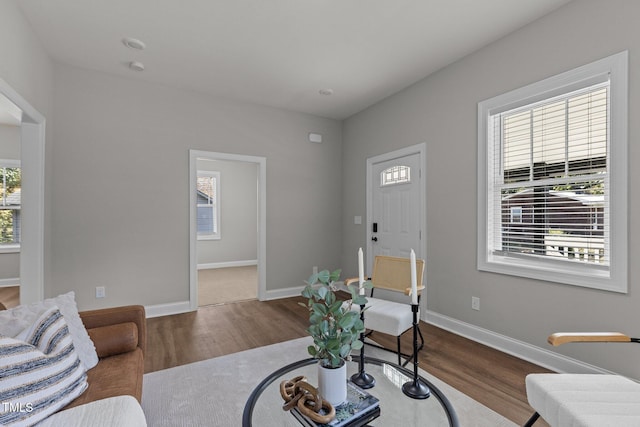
[243,356,459,426]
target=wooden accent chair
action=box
[345,255,425,366]
[524,332,640,427]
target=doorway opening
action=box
[189,150,266,310]
[0,78,45,307]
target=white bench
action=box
[524,332,640,427]
[525,373,640,427]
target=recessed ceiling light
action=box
[319,89,334,96]
[122,37,146,50]
[129,61,145,72]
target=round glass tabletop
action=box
[243,356,459,426]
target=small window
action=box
[196,171,220,240]
[510,207,522,223]
[381,165,411,186]
[0,161,21,251]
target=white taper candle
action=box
[358,247,365,295]
[410,249,417,304]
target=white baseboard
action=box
[425,310,613,375]
[263,286,305,301]
[145,300,194,318]
[262,281,347,301]
[198,260,258,270]
[0,278,19,287]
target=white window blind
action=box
[477,51,628,293]
[490,84,608,265]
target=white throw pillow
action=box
[0,306,88,426]
[0,292,98,370]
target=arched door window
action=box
[380,165,410,187]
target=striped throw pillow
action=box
[0,306,88,426]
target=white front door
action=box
[369,151,422,261]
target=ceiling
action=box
[16,0,571,120]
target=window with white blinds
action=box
[477,51,628,293]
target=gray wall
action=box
[50,63,342,309]
[0,2,53,118]
[0,125,21,159]
[342,0,640,378]
[196,158,258,265]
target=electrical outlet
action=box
[471,296,480,311]
[312,266,318,275]
[95,286,106,299]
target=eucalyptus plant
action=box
[300,268,371,368]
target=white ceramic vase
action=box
[317,361,347,406]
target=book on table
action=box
[291,380,380,427]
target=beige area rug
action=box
[198,266,257,306]
[142,337,516,427]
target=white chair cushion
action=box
[350,297,414,337]
[37,395,147,427]
[526,373,640,427]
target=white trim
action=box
[197,260,258,270]
[366,142,427,308]
[189,150,266,310]
[0,245,20,253]
[196,235,221,241]
[0,159,21,167]
[0,77,45,305]
[263,285,307,301]
[477,51,628,293]
[426,310,615,375]
[0,278,19,287]
[144,300,192,318]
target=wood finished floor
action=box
[146,296,552,426]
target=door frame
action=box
[189,150,267,310]
[0,77,46,304]
[366,142,427,275]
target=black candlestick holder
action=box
[402,303,430,399]
[350,304,375,389]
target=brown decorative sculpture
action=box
[280,376,335,424]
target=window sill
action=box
[197,235,221,241]
[478,253,625,294]
[0,245,20,254]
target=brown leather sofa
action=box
[64,304,147,409]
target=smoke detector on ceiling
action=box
[122,37,146,50]
[129,61,145,72]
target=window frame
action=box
[196,170,221,241]
[477,51,628,293]
[0,159,21,253]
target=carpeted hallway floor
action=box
[197,265,257,306]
